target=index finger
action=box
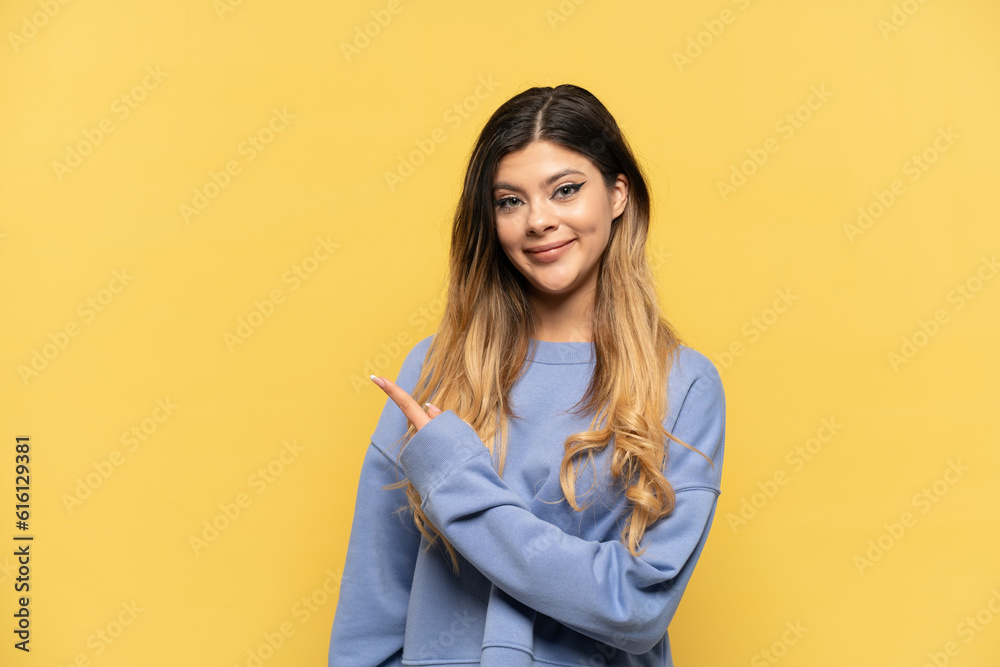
[370,374,431,432]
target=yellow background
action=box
[1,0,998,665]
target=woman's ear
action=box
[611,173,629,219]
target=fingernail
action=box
[426,402,439,411]
[370,374,386,388]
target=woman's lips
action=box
[525,239,574,262]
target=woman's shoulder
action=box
[668,344,724,396]
[665,343,726,432]
[662,343,726,488]
[400,334,435,379]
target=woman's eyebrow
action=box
[493,168,586,194]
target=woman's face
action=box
[492,140,628,304]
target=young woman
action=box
[329,84,726,666]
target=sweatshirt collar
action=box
[526,338,596,365]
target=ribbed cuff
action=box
[480,645,535,667]
[398,410,489,499]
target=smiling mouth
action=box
[526,239,573,253]
[523,238,575,263]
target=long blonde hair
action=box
[385,84,712,574]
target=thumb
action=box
[424,402,443,419]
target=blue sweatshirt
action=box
[328,334,726,666]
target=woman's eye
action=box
[555,183,584,198]
[494,184,582,210]
[494,196,520,210]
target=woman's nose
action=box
[526,199,558,233]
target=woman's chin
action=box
[528,279,578,297]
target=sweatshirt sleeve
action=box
[397,350,726,655]
[327,444,420,666]
[328,338,434,666]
